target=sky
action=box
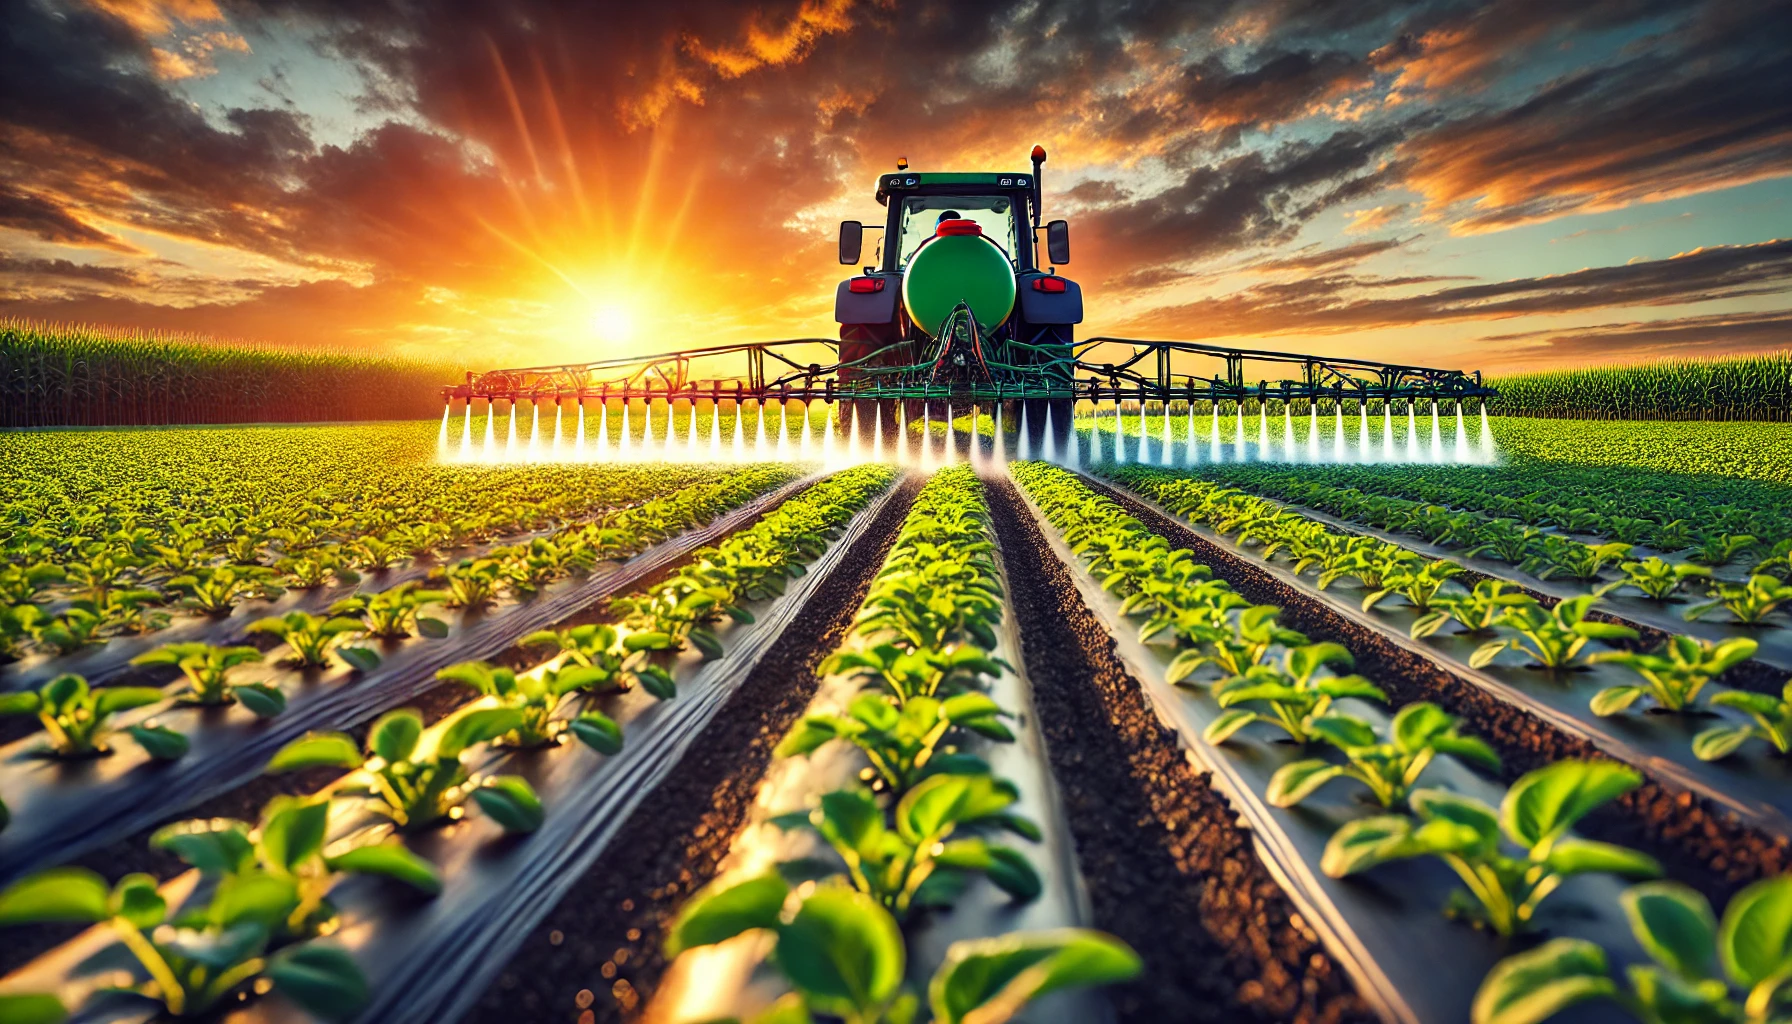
[1,0,1789,376]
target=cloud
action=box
[0,186,137,251]
[1248,237,1408,272]
[1476,309,1792,366]
[0,255,141,288]
[1345,203,1409,234]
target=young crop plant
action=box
[151,794,441,937]
[131,642,285,717]
[775,773,1043,918]
[1362,558,1466,613]
[1167,604,1307,683]
[1464,520,1548,565]
[521,623,642,692]
[1472,876,1792,1024]
[0,602,45,660]
[1411,581,1539,640]
[1267,702,1501,810]
[1616,556,1712,601]
[275,546,361,590]
[666,877,1140,1024]
[434,660,625,753]
[1207,642,1388,746]
[0,673,186,759]
[1588,635,1760,715]
[1471,593,1639,671]
[1754,539,1792,581]
[0,561,64,604]
[267,706,544,833]
[329,580,451,639]
[1686,574,1792,625]
[1692,680,1792,761]
[0,866,369,1021]
[778,692,1013,793]
[165,564,283,615]
[249,610,370,670]
[1522,538,1634,584]
[824,643,1006,704]
[1323,760,1661,937]
[439,557,506,609]
[1690,532,1760,568]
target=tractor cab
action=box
[835,147,1081,429]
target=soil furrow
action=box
[986,476,1371,1024]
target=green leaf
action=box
[234,682,286,718]
[436,706,522,760]
[1589,686,1646,717]
[1203,708,1259,744]
[1308,714,1378,750]
[151,819,254,874]
[210,871,299,929]
[774,886,906,1018]
[1470,937,1615,1024]
[1315,675,1387,702]
[637,664,677,700]
[0,994,67,1024]
[0,692,42,716]
[127,724,189,761]
[1266,760,1349,807]
[337,646,381,673]
[775,718,840,758]
[262,798,331,873]
[266,943,371,1022]
[269,731,362,772]
[571,711,624,755]
[1692,725,1754,762]
[416,616,450,639]
[928,929,1142,1024]
[665,874,791,957]
[1501,760,1642,850]
[1620,882,1716,979]
[0,868,110,925]
[1545,838,1661,879]
[1411,788,1502,842]
[370,710,424,762]
[324,843,443,894]
[1391,702,1453,752]
[109,874,165,930]
[1321,816,1417,877]
[94,686,165,715]
[982,846,1043,902]
[1718,875,1792,989]
[1470,639,1509,669]
[472,775,544,833]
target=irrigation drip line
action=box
[1009,475,1649,1024]
[0,477,814,884]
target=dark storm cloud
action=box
[0,186,133,251]
[0,255,140,286]
[1122,237,1792,337]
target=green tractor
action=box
[834,145,1078,440]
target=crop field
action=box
[3,412,1792,1024]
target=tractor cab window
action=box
[895,195,1017,269]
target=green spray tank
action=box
[900,219,1018,340]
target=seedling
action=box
[776,774,1041,918]
[666,878,1139,1024]
[1616,556,1712,600]
[521,623,636,690]
[1693,680,1792,761]
[131,642,283,716]
[0,673,185,759]
[1167,604,1307,683]
[1588,635,1759,715]
[1470,593,1639,671]
[0,561,64,604]
[276,546,361,589]
[1471,877,1792,1024]
[0,602,45,660]
[1323,759,1660,936]
[1686,574,1792,625]
[248,610,367,669]
[1411,581,1538,639]
[329,581,450,639]
[1690,532,1759,567]
[1523,539,1633,583]
[1753,539,1792,581]
[435,659,625,752]
[1465,520,1547,565]
[823,642,1005,704]
[1207,642,1387,746]
[777,692,1012,793]
[0,866,368,1020]
[440,557,505,609]
[1363,559,1465,613]
[267,706,543,832]
[165,565,283,615]
[1267,702,1500,809]
[151,794,441,936]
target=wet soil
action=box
[986,477,1373,1024]
[461,477,921,1024]
[1086,476,1789,912]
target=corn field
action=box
[0,321,460,427]
[1487,351,1792,421]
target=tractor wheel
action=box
[839,321,905,448]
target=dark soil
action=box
[986,477,1372,1024]
[1085,475,1790,912]
[461,476,922,1024]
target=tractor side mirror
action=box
[838,221,863,265]
[1046,220,1070,265]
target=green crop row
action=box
[0,467,885,1022]
[668,466,1141,1022]
[1486,352,1792,422]
[1,320,459,427]
[1014,463,1792,1024]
